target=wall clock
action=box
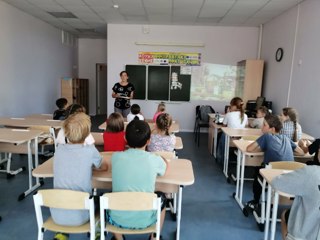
[275,48,284,62]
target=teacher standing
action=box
[112,71,135,117]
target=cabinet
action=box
[235,60,264,104]
[61,78,89,112]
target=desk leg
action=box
[223,135,230,178]
[239,152,245,207]
[176,186,183,240]
[18,137,41,201]
[264,184,272,240]
[213,128,218,158]
[270,192,279,240]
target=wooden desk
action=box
[33,155,194,240]
[99,120,180,133]
[232,140,263,213]
[0,128,43,200]
[260,169,293,240]
[0,117,62,128]
[222,128,262,178]
[208,114,223,157]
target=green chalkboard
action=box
[125,65,146,99]
[125,65,191,101]
[148,66,170,100]
[170,66,191,101]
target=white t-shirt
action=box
[127,113,144,123]
[223,111,248,128]
[56,128,95,145]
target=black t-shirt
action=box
[308,139,320,165]
[112,82,135,109]
[53,109,67,120]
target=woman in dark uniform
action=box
[112,71,135,117]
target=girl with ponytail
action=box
[147,113,176,152]
[280,107,302,142]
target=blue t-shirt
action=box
[51,144,102,226]
[109,148,166,229]
[256,133,296,164]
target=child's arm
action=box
[246,141,261,152]
[95,157,109,171]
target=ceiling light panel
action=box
[200,0,235,18]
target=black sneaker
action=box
[246,200,258,211]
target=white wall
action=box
[107,24,260,131]
[261,0,320,136]
[78,39,108,115]
[0,1,76,117]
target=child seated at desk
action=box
[217,97,248,162]
[249,106,269,129]
[298,138,320,165]
[148,113,176,152]
[53,98,68,120]
[103,112,126,151]
[245,114,304,211]
[109,120,168,240]
[56,104,95,145]
[153,102,166,122]
[51,112,108,240]
[272,165,320,240]
[279,107,302,142]
[127,104,144,122]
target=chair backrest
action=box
[99,192,161,240]
[33,189,95,240]
[199,105,215,122]
[269,161,305,170]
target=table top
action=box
[222,127,262,137]
[0,128,43,145]
[32,153,194,186]
[233,140,264,156]
[0,117,62,128]
[99,120,180,133]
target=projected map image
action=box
[191,63,241,101]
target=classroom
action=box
[0,0,319,239]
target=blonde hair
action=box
[156,113,172,135]
[157,102,166,113]
[63,112,91,144]
[230,97,245,123]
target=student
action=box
[109,120,168,240]
[148,113,176,152]
[103,112,126,151]
[126,104,144,122]
[53,98,68,120]
[249,106,270,129]
[272,165,320,240]
[216,97,248,162]
[279,107,302,142]
[245,114,304,210]
[51,112,108,240]
[56,104,95,145]
[153,102,166,122]
[298,138,320,165]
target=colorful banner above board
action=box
[138,52,201,66]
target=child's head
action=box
[157,102,166,113]
[256,106,270,118]
[106,112,124,132]
[130,104,141,115]
[65,104,86,118]
[125,120,151,148]
[280,107,298,122]
[56,98,68,110]
[230,97,245,123]
[63,112,91,144]
[156,113,172,136]
[262,114,283,134]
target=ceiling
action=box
[3,0,304,38]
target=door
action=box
[96,64,108,114]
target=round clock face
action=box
[276,48,283,62]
